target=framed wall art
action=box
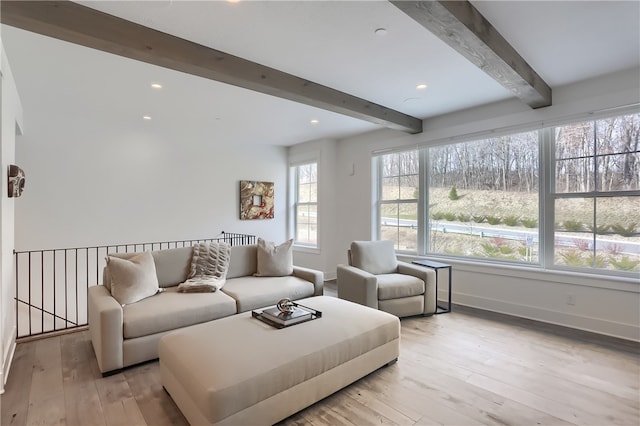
[8,164,25,198]
[240,180,274,220]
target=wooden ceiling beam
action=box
[1,1,423,134]
[391,0,552,109]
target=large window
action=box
[428,131,539,262]
[375,112,640,275]
[292,162,318,247]
[553,114,640,271]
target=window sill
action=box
[293,245,321,255]
[399,254,639,293]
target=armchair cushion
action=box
[350,240,398,275]
[376,274,425,300]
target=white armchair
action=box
[336,240,436,317]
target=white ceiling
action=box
[2,0,639,147]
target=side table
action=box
[412,259,452,314]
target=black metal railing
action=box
[14,232,255,339]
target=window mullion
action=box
[374,156,383,240]
[592,121,599,267]
[419,148,428,255]
[541,127,555,269]
[294,167,300,241]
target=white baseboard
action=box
[324,271,337,281]
[452,292,640,342]
[1,326,17,394]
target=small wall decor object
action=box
[240,180,274,220]
[8,164,25,197]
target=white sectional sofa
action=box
[88,244,323,374]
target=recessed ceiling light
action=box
[374,28,387,36]
[143,115,152,120]
[416,84,428,90]
[310,119,319,125]
[151,83,163,89]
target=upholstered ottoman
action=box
[159,295,400,425]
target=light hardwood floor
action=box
[2,287,638,426]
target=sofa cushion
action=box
[376,274,425,301]
[350,240,398,275]
[221,276,315,312]
[152,246,193,287]
[123,286,237,339]
[107,251,160,306]
[227,245,258,279]
[104,246,193,290]
[255,238,293,277]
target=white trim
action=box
[288,150,320,167]
[324,270,337,281]
[293,245,320,255]
[1,325,17,394]
[454,292,639,342]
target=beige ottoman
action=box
[159,296,400,426]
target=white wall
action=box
[0,41,24,392]
[288,139,340,279]
[332,67,640,341]
[14,120,288,250]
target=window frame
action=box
[290,161,319,249]
[375,150,420,253]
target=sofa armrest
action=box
[88,285,124,374]
[397,261,437,315]
[336,264,378,309]
[292,265,324,296]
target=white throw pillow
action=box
[254,238,294,277]
[107,251,160,305]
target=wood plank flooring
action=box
[2,288,638,425]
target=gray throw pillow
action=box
[254,238,294,277]
[107,251,160,306]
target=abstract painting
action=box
[240,180,274,220]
